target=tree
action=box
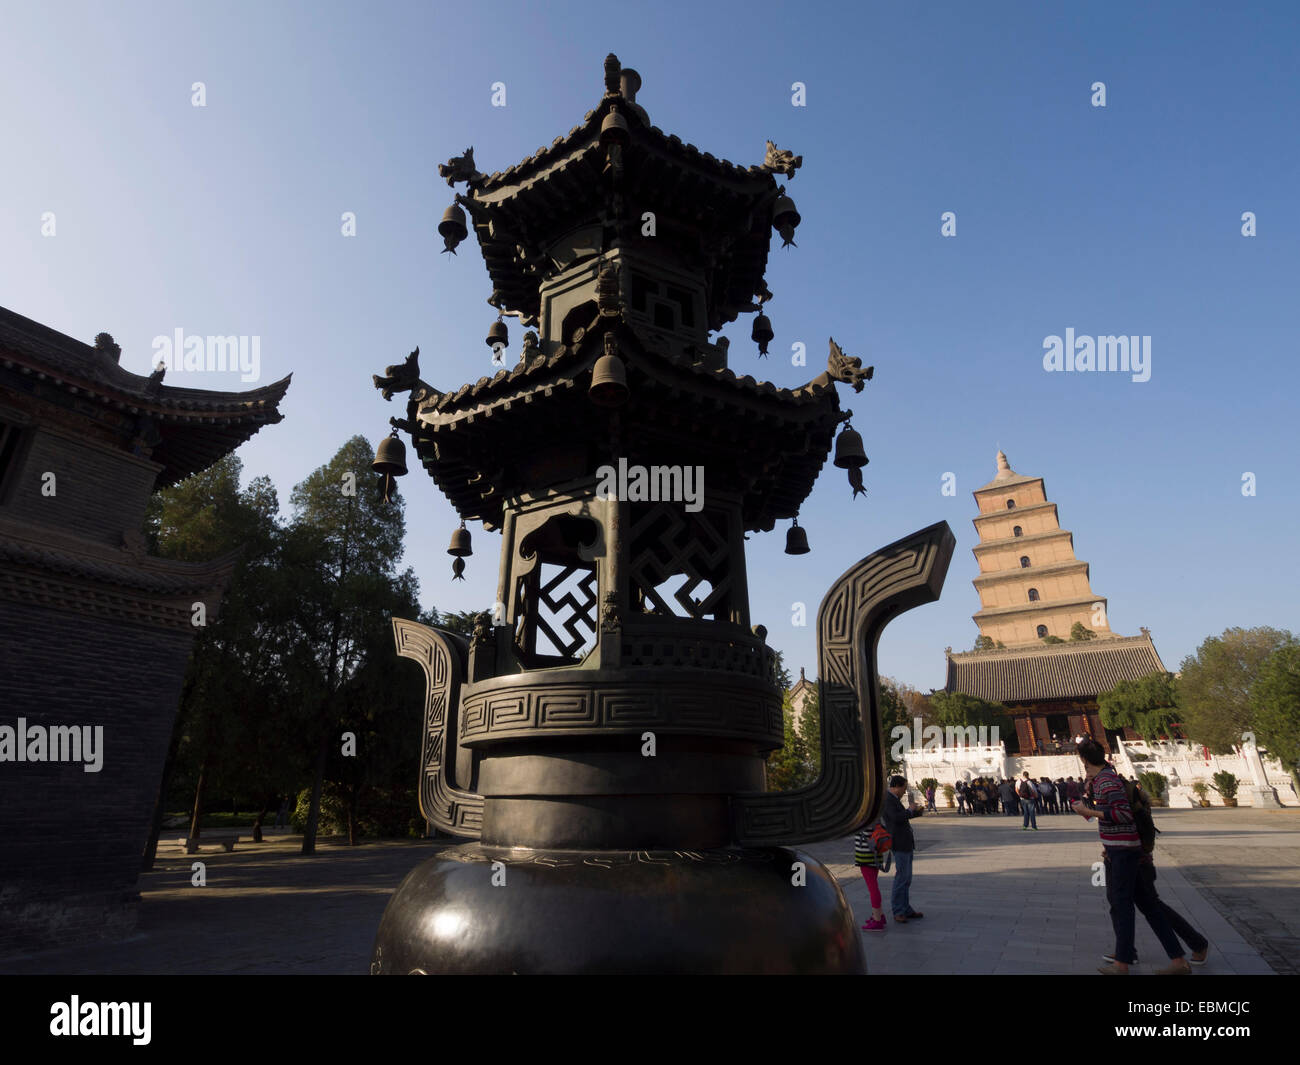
[795,690,821,778]
[1042,635,1065,645]
[1178,627,1297,753]
[770,649,794,693]
[877,677,908,776]
[433,608,486,636]
[1070,622,1097,642]
[766,693,813,791]
[331,567,425,843]
[1251,644,1300,782]
[288,436,410,854]
[1098,672,1180,741]
[929,691,1007,732]
[142,456,284,866]
[973,635,995,651]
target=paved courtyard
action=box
[803,806,1294,976]
[2,809,1295,974]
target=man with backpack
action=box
[1072,738,1188,974]
[1018,772,1039,830]
[881,775,925,923]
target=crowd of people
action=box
[949,775,1084,818]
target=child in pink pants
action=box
[853,823,889,930]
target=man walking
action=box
[1073,738,1188,975]
[1019,772,1039,830]
[881,775,925,924]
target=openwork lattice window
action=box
[513,515,600,666]
[628,502,731,620]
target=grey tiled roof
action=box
[946,634,1166,703]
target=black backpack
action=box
[1123,779,1161,854]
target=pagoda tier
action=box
[0,307,291,487]
[456,61,783,333]
[409,319,842,533]
[398,55,858,534]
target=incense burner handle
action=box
[732,521,955,846]
[393,618,484,838]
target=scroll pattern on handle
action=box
[393,617,484,838]
[731,521,955,846]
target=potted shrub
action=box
[1138,771,1169,807]
[1191,781,1211,808]
[1211,771,1239,808]
[942,783,955,808]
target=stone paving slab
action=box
[1,809,1294,974]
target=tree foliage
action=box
[929,690,1007,730]
[877,677,908,776]
[1177,627,1297,753]
[147,438,465,849]
[1070,622,1097,642]
[1098,672,1180,740]
[1251,644,1300,774]
[766,694,814,791]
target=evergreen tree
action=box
[287,436,409,854]
[1098,672,1179,740]
[1178,627,1297,753]
[1251,644,1300,784]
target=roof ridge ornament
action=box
[826,337,873,393]
[762,141,802,179]
[438,147,485,189]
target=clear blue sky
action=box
[3,1,1297,690]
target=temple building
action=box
[0,307,289,951]
[944,451,1166,754]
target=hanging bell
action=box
[486,317,508,355]
[772,192,801,247]
[448,521,473,557]
[448,521,472,580]
[589,336,629,407]
[785,518,810,555]
[751,312,774,357]
[438,204,468,255]
[833,424,868,469]
[600,109,630,145]
[372,429,407,504]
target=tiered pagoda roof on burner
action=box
[383,54,872,537]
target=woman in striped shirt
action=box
[853,822,890,931]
